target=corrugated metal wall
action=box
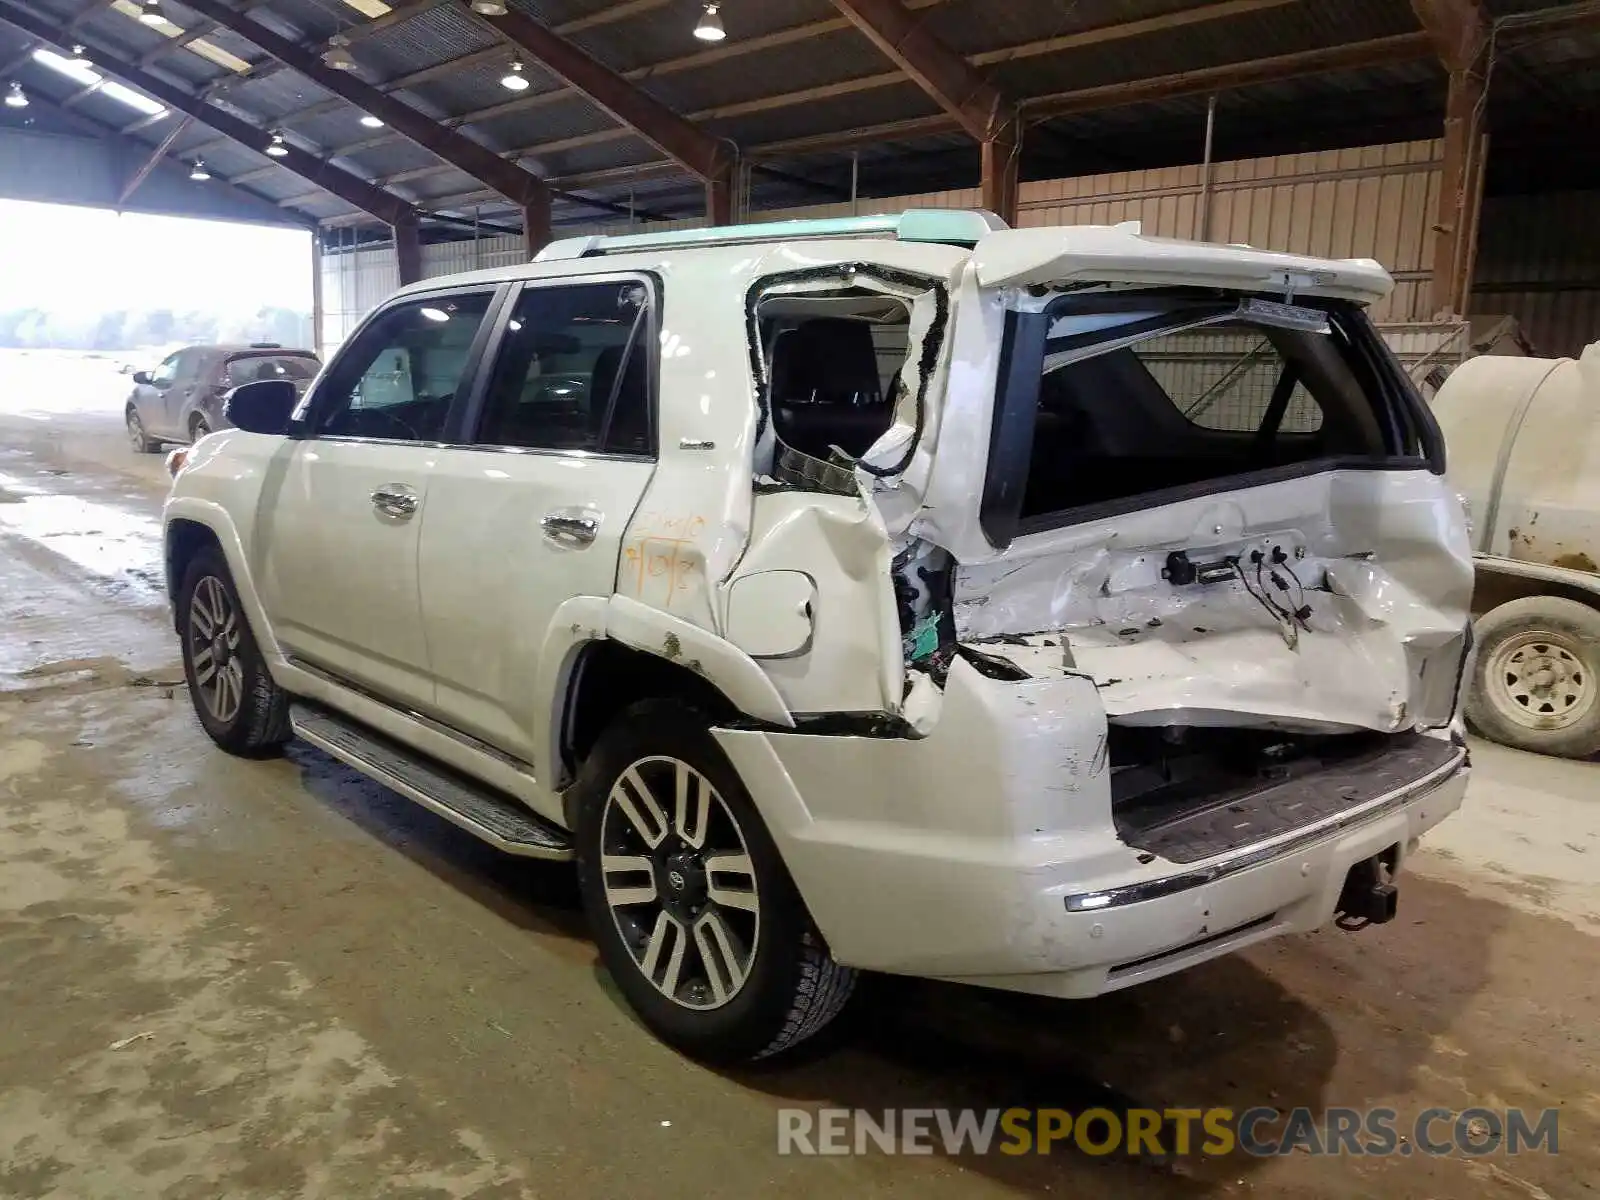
[319,139,1446,349]
[1472,191,1600,358]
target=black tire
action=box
[127,405,161,453]
[190,414,212,442]
[573,700,856,1063]
[1466,595,1600,759]
[178,547,291,758]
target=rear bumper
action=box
[984,756,1466,998]
[713,658,1468,995]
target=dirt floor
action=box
[1,353,1597,1199]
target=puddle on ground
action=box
[0,472,165,602]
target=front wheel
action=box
[127,406,160,453]
[190,414,212,442]
[178,547,291,757]
[1466,595,1600,759]
[574,700,856,1063]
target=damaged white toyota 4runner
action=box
[164,210,1472,1063]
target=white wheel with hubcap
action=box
[1467,595,1600,759]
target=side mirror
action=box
[224,379,298,435]
[132,370,151,385]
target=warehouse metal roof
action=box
[1,0,1597,238]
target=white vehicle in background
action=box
[162,211,1472,1063]
[1435,344,1600,758]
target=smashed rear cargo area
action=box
[883,284,1474,861]
[1107,727,1462,864]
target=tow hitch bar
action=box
[1335,853,1399,930]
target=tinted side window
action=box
[476,281,653,455]
[149,352,182,387]
[317,293,493,443]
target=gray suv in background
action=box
[126,344,320,452]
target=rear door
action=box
[417,275,658,768]
[254,288,499,710]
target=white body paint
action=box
[166,216,1472,991]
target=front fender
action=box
[163,495,284,665]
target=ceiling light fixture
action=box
[499,60,529,91]
[322,33,357,71]
[189,159,210,181]
[470,0,508,14]
[68,44,90,65]
[359,113,383,127]
[693,2,725,41]
[4,81,26,109]
[138,0,165,26]
[266,131,288,157]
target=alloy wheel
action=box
[1487,629,1597,731]
[127,410,148,449]
[599,756,761,1011]
[187,575,245,725]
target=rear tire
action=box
[178,547,291,758]
[127,406,160,453]
[1466,595,1600,759]
[573,700,856,1063]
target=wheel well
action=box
[1473,568,1600,619]
[560,640,739,787]
[165,519,221,626]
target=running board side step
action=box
[290,703,573,860]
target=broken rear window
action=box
[981,291,1434,543]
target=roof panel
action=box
[336,136,446,178]
[216,67,339,122]
[463,94,624,156]
[354,3,500,81]
[565,0,835,75]
[398,55,566,122]
[710,87,942,150]
[628,26,894,117]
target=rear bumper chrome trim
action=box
[1063,746,1467,913]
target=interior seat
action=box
[769,318,893,460]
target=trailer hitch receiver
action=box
[1336,849,1400,930]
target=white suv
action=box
[163,210,1473,1062]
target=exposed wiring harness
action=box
[1230,546,1315,648]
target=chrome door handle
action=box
[371,484,420,518]
[541,509,600,547]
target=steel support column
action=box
[830,0,1022,225]
[1411,0,1491,316]
[522,193,552,259]
[980,126,1021,225]
[394,215,423,285]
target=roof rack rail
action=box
[534,208,1009,262]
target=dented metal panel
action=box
[950,469,1474,734]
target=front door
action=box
[419,276,658,772]
[163,348,205,436]
[254,289,498,710]
[136,350,182,438]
